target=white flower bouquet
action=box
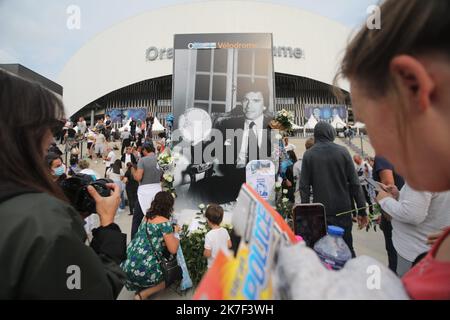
[270,109,294,133]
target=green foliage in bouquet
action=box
[180,225,208,286]
[161,172,176,198]
[179,204,233,286]
[157,151,173,167]
[274,182,294,229]
[275,109,295,133]
[157,150,177,197]
[365,203,382,232]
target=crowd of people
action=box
[281,122,450,287]
[0,0,448,300]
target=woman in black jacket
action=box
[124,162,139,216]
[283,150,297,203]
[0,69,127,299]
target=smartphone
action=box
[365,177,383,192]
[293,204,327,248]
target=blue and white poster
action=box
[246,160,275,201]
[304,105,347,122]
[107,108,147,124]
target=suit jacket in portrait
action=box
[214,113,273,171]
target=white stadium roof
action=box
[59,1,351,117]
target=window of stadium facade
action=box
[72,73,352,129]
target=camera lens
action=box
[60,174,112,214]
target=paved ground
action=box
[290,135,375,159]
[60,136,387,300]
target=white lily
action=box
[163,172,173,180]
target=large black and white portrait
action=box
[171,33,276,205]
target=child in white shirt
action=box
[203,204,232,268]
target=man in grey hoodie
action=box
[300,122,368,256]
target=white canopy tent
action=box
[331,115,347,130]
[118,117,166,134]
[291,123,302,131]
[302,115,318,136]
[304,115,318,130]
[151,116,165,133]
[118,119,132,133]
[353,122,366,135]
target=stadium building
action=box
[59,1,353,129]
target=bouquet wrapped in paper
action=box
[270,109,294,133]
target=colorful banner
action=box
[245,160,275,201]
[304,105,347,122]
[106,108,147,124]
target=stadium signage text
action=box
[145,45,304,61]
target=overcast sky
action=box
[0,0,378,82]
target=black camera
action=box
[60,174,112,214]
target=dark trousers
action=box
[105,129,111,141]
[351,186,373,218]
[126,187,138,216]
[362,186,374,214]
[60,129,67,144]
[121,139,130,155]
[380,216,397,273]
[131,200,144,240]
[326,215,356,258]
[104,166,111,178]
[342,225,356,258]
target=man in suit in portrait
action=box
[181,88,274,205]
[211,90,274,202]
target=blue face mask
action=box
[54,166,65,177]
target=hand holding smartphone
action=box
[365,177,385,192]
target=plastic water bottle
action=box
[313,226,352,270]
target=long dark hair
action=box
[0,69,66,201]
[112,159,122,175]
[146,191,174,220]
[287,150,298,163]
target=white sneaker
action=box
[95,160,98,164]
